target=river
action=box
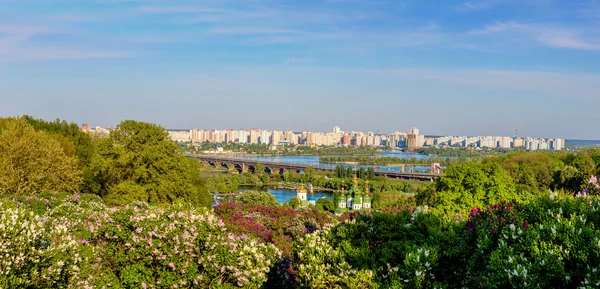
[212,187,333,206]
[229,151,434,172]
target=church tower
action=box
[335,189,348,215]
[363,181,372,210]
[353,177,363,210]
[297,184,309,207]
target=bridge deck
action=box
[188,154,441,181]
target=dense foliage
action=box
[0,192,278,288]
[7,189,600,288]
[85,120,211,207]
[0,119,82,195]
[213,202,334,255]
[235,190,280,206]
[6,116,600,288]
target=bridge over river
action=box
[188,155,443,181]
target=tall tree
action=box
[87,120,210,207]
[434,162,519,218]
[0,119,82,195]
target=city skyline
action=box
[161,126,565,151]
[88,122,570,141]
[2,0,600,139]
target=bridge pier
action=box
[266,166,280,175]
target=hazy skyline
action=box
[2,0,600,139]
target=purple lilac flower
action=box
[466,221,475,232]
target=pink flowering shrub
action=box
[93,203,280,288]
[214,203,335,255]
[1,194,280,289]
[577,175,600,198]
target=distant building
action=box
[260,130,270,145]
[238,130,248,144]
[425,137,435,146]
[333,126,341,134]
[296,184,317,207]
[271,130,282,145]
[168,130,191,143]
[334,176,371,215]
[407,127,424,150]
[249,129,260,144]
[81,124,91,133]
[513,137,524,148]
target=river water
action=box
[213,187,333,206]
[230,151,434,172]
[211,151,434,206]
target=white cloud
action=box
[468,21,600,50]
[457,1,492,11]
[137,6,223,14]
[537,32,600,50]
[210,27,297,35]
[0,46,132,62]
[285,57,314,64]
[0,25,133,62]
[468,21,526,35]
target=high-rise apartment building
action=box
[259,130,270,145]
[513,137,524,148]
[285,131,297,145]
[500,137,512,148]
[238,130,248,144]
[407,127,424,150]
[249,129,260,144]
[333,126,341,134]
[271,130,282,145]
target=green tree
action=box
[554,165,582,192]
[433,162,519,218]
[303,166,315,183]
[289,197,301,208]
[235,190,279,206]
[491,152,562,192]
[0,119,82,195]
[316,197,335,212]
[20,115,95,167]
[87,120,210,207]
[256,164,266,175]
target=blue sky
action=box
[2,0,599,139]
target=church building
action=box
[334,175,372,215]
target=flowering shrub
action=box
[1,194,280,289]
[290,228,377,289]
[0,203,86,288]
[214,203,335,254]
[93,203,280,288]
[462,198,600,288]
[577,175,600,198]
[7,191,600,288]
[382,246,440,288]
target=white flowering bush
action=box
[91,203,280,288]
[380,246,439,289]
[0,193,281,289]
[291,228,377,289]
[0,204,85,288]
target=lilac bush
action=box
[0,194,280,289]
